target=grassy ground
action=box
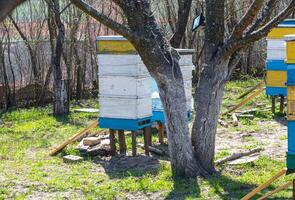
[0,79,295,199]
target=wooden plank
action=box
[237,82,263,100]
[50,121,98,156]
[131,131,137,156]
[222,87,264,116]
[118,130,127,155]
[241,168,287,200]
[158,123,164,144]
[109,129,117,156]
[257,181,292,200]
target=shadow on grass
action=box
[92,155,160,179]
[165,177,201,200]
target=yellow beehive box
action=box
[285,35,295,63]
[267,28,295,39]
[266,70,287,87]
[288,86,295,119]
[96,36,136,54]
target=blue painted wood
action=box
[266,87,287,96]
[266,60,288,71]
[278,19,295,26]
[151,110,193,123]
[288,121,295,154]
[99,117,152,131]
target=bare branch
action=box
[222,0,295,60]
[242,0,295,44]
[229,0,264,40]
[70,0,133,38]
[246,0,279,34]
[169,0,192,48]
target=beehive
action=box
[151,49,194,123]
[285,34,295,170]
[97,36,152,130]
[266,19,295,97]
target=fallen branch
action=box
[138,144,165,155]
[237,82,263,100]
[215,147,263,165]
[50,121,98,156]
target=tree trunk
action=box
[54,79,69,115]
[157,73,204,177]
[192,57,229,174]
[51,0,69,116]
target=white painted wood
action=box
[98,54,149,76]
[181,65,194,80]
[96,35,127,41]
[267,39,286,49]
[99,95,152,119]
[179,55,194,66]
[99,76,151,97]
[284,35,295,41]
[267,48,286,60]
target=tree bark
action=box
[192,58,229,174]
[51,0,69,115]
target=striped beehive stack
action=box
[97,36,152,131]
[151,49,194,123]
[285,35,295,170]
[266,19,295,97]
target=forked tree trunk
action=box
[156,66,204,177]
[192,57,229,174]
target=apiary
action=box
[151,49,194,123]
[285,35,295,170]
[97,36,152,131]
[266,19,295,97]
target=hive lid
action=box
[284,34,295,41]
[96,35,127,41]
[176,49,195,55]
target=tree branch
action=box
[246,0,279,34]
[242,0,295,44]
[229,0,264,40]
[169,0,192,48]
[0,0,26,22]
[222,0,295,59]
[70,0,133,38]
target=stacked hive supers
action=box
[285,35,295,170]
[97,36,152,131]
[97,36,194,130]
[266,19,295,97]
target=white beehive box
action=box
[267,39,286,60]
[99,95,152,119]
[97,35,152,120]
[99,76,151,97]
[151,49,194,112]
[98,54,149,76]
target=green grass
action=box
[0,81,294,199]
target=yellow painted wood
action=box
[267,28,295,39]
[266,71,287,87]
[286,41,295,63]
[96,40,136,54]
[241,168,287,200]
[288,86,295,101]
